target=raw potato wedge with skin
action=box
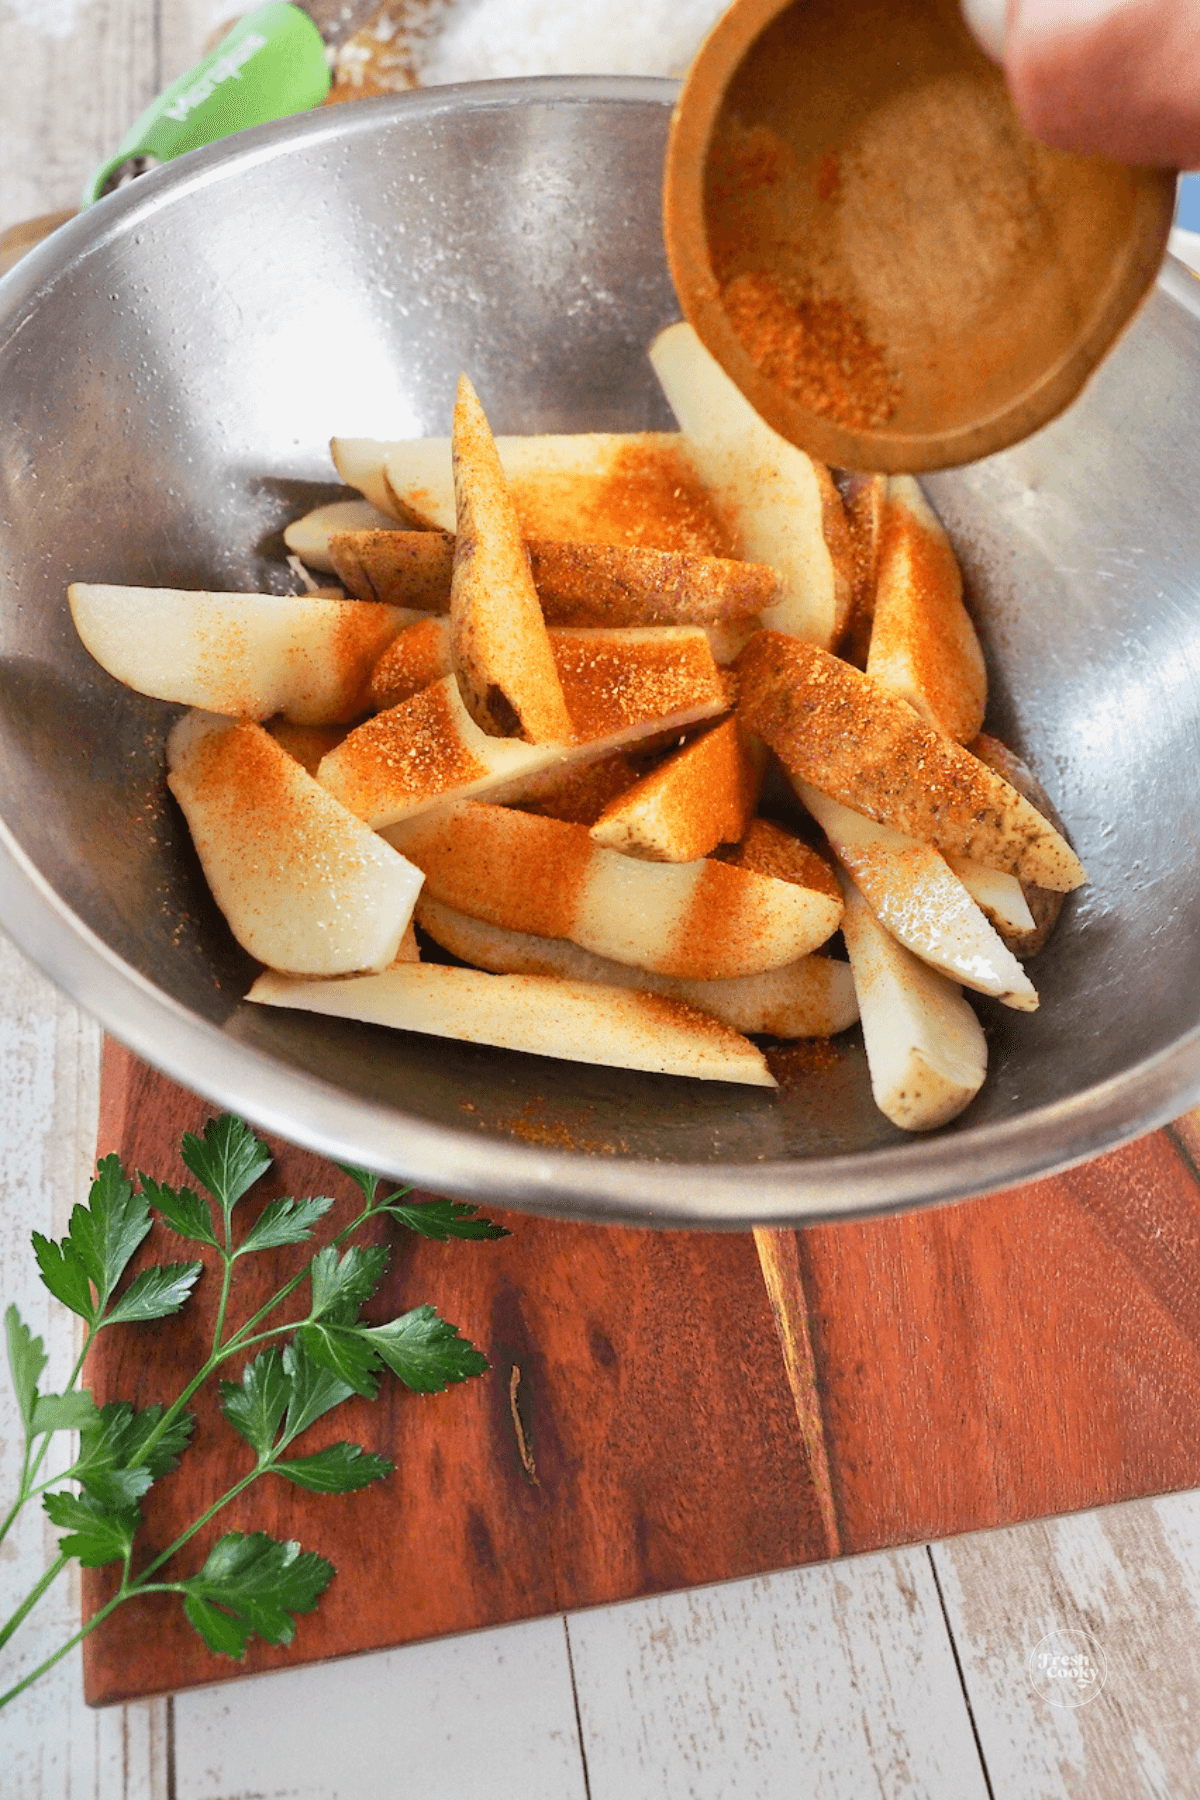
[970,733,1069,958]
[335,431,730,550]
[840,472,888,667]
[68,585,418,725]
[319,648,728,830]
[840,876,988,1132]
[247,965,777,1088]
[388,801,843,980]
[945,858,1037,943]
[590,718,764,862]
[737,632,1087,892]
[866,476,987,744]
[450,375,573,743]
[416,896,860,1039]
[649,322,853,649]
[366,620,730,734]
[167,713,423,976]
[795,780,1038,1010]
[284,498,398,573]
[330,528,778,625]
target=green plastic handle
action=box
[83,2,331,206]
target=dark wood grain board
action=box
[82,1043,1200,1705]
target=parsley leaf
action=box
[336,1165,379,1208]
[72,1401,195,1506]
[31,1391,99,1436]
[5,1305,47,1429]
[180,1116,271,1228]
[43,1490,140,1567]
[63,1156,153,1312]
[380,1197,509,1241]
[106,1261,203,1327]
[236,1196,334,1259]
[139,1177,219,1249]
[273,1443,393,1493]
[296,1322,381,1399]
[221,1351,290,1459]
[179,1532,333,1656]
[279,1339,354,1441]
[359,1306,489,1393]
[308,1245,389,1325]
[31,1233,96,1323]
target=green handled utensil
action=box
[83,2,332,205]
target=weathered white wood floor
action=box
[4,1,1200,1791]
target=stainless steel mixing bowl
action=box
[2,78,1199,1226]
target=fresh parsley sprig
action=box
[1,1115,505,1706]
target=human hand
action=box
[963,0,1200,166]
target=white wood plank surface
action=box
[935,1492,1200,1799]
[0,930,167,1799]
[566,1551,991,1800]
[172,1615,589,1800]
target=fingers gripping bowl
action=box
[2,80,1200,1225]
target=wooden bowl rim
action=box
[663,0,1177,472]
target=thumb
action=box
[1004,0,1200,165]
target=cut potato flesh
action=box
[388,801,842,980]
[649,323,852,649]
[332,433,718,542]
[840,876,987,1131]
[737,632,1086,892]
[449,375,573,743]
[945,858,1036,942]
[866,477,986,744]
[68,585,415,725]
[329,528,778,625]
[590,717,763,862]
[319,648,727,830]
[795,780,1038,1010]
[367,620,730,727]
[417,897,859,1038]
[283,499,398,573]
[247,964,776,1088]
[167,712,423,976]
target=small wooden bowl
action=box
[663,0,1177,471]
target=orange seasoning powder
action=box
[721,270,900,432]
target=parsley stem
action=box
[133,1466,264,1587]
[0,1584,127,1712]
[125,1201,377,1475]
[0,1554,70,1656]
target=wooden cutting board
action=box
[82,1042,1200,1705]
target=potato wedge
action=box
[320,643,728,830]
[840,472,888,667]
[649,322,852,648]
[866,477,986,744]
[969,733,1069,957]
[945,858,1037,943]
[417,897,859,1038]
[840,875,987,1131]
[68,585,417,725]
[283,499,398,573]
[247,964,776,1088]
[167,712,423,976]
[450,375,573,742]
[590,718,764,862]
[795,780,1038,1010]
[389,801,842,980]
[337,432,732,553]
[330,528,778,625]
[737,632,1086,892]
